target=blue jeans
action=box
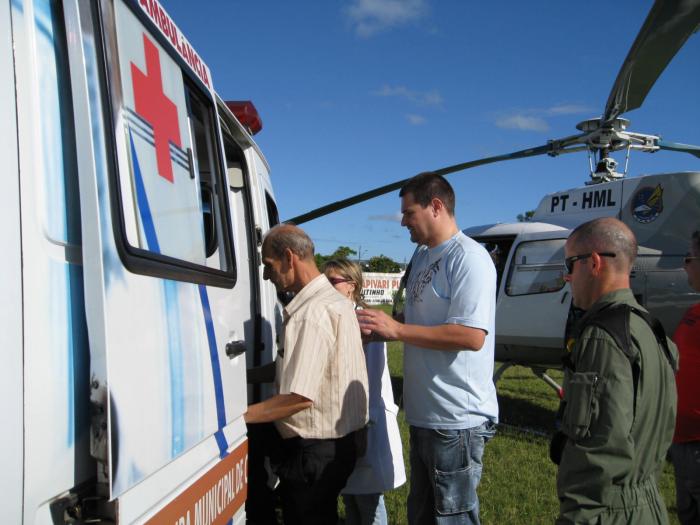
[408,421,496,525]
[670,441,700,525]
[343,493,388,525]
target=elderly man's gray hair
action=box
[263,224,315,260]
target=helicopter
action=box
[286,0,700,392]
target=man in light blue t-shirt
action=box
[357,173,498,525]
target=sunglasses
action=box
[684,254,700,265]
[564,252,616,274]
[327,276,352,286]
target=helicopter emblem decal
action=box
[631,184,664,224]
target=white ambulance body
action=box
[1,0,280,522]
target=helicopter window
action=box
[506,239,566,296]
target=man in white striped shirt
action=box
[245,224,369,525]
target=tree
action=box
[314,253,326,269]
[366,254,401,273]
[517,210,535,222]
[314,246,357,269]
[330,246,356,259]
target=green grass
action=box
[372,322,680,525]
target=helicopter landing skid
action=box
[493,362,564,399]
[531,367,564,400]
[493,361,514,383]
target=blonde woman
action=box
[323,259,406,525]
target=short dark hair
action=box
[263,224,315,260]
[569,217,637,272]
[399,172,455,216]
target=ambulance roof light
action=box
[225,100,263,135]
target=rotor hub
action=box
[591,156,624,183]
[576,117,630,133]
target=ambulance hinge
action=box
[89,376,109,466]
[49,486,116,524]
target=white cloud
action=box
[373,84,443,106]
[493,103,591,132]
[495,114,549,132]
[406,114,426,125]
[423,90,443,106]
[368,212,402,222]
[545,104,592,116]
[345,0,428,38]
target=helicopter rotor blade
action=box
[286,143,553,225]
[657,139,700,158]
[286,2,700,227]
[603,0,700,124]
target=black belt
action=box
[284,429,358,448]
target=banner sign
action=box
[361,272,404,305]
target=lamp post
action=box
[357,246,368,267]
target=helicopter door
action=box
[495,231,570,366]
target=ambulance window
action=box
[505,239,566,296]
[186,86,231,270]
[31,0,80,248]
[221,131,246,191]
[265,192,279,228]
[107,0,234,286]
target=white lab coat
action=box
[342,341,406,494]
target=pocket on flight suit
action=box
[561,372,604,441]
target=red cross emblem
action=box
[131,34,181,183]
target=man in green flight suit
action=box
[555,217,677,524]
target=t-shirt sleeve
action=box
[445,250,496,332]
[277,317,332,402]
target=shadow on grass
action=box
[497,393,557,434]
[393,376,557,434]
[391,375,403,408]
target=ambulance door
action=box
[219,126,258,382]
[252,170,282,403]
[1,1,23,521]
[495,230,571,366]
[65,0,248,521]
[11,0,94,519]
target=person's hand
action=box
[356,308,402,341]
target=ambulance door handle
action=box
[187,148,195,179]
[225,340,247,359]
[255,226,263,246]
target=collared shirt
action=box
[275,274,369,439]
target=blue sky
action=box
[163,0,700,264]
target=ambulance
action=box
[1,0,281,522]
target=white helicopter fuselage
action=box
[465,171,700,367]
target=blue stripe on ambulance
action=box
[129,129,229,458]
